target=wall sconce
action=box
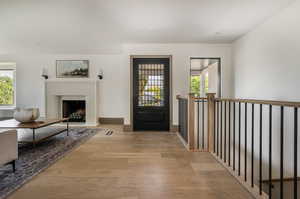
[98,68,103,80]
[42,68,49,79]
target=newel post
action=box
[206,93,216,152]
[188,93,195,151]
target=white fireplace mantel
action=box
[45,79,100,126]
[46,79,98,83]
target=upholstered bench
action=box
[0,129,18,172]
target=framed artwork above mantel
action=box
[56,60,89,78]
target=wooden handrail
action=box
[215,98,300,108]
[261,177,300,184]
[180,94,300,107]
[176,95,188,100]
[193,97,208,100]
[177,95,208,101]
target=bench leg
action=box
[12,160,16,172]
[32,128,36,148]
[67,120,69,136]
[9,160,16,172]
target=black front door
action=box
[133,58,170,131]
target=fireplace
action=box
[46,80,99,126]
[62,100,86,122]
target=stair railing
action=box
[176,93,300,199]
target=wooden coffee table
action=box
[0,118,69,147]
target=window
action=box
[190,58,221,97]
[0,63,16,108]
[190,75,201,97]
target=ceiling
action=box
[0,0,294,53]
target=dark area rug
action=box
[0,127,103,199]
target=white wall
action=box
[0,43,233,125]
[123,43,233,125]
[232,1,300,197]
[0,54,126,119]
[233,0,300,101]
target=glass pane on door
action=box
[138,64,164,107]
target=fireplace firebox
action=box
[62,100,86,122]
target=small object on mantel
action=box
[42,68,49,79]
[98,68,103,79]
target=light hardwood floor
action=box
[8,125,254,199]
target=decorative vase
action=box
[13,108,40,123]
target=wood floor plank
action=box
[8,125,254,199]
